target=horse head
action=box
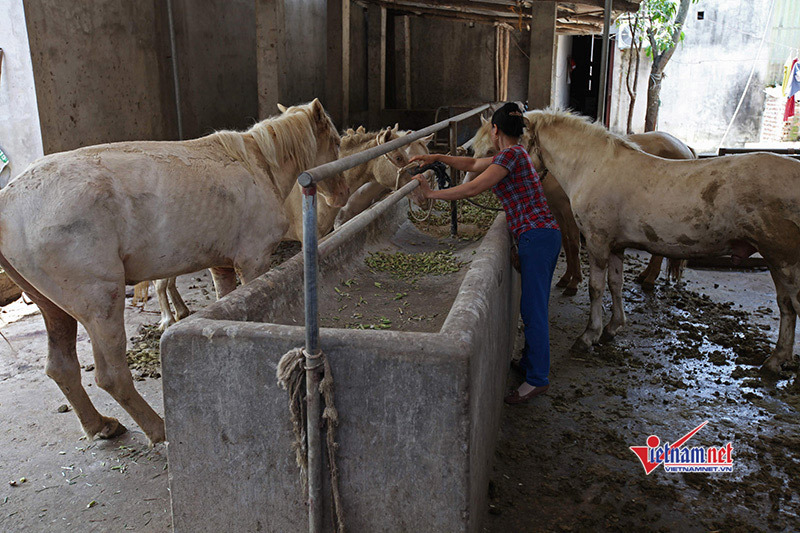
[374,126,434,207]
[277,99,349,208]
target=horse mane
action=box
[212,104,321,175]
[525,108,642,152]
[340,127,386,154]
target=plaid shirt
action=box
[491,145,559,238]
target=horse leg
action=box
[601,251,626,342]
[167,277,191,320]
[573,252,608,351]
[0,263,126,439]
[562,229,582,296]
[637,255,663,291]
[762,271,797,373]
[155,278,176,331]
[210,266,238,299]
[82,282,165,444]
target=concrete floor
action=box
[0,252,798,532]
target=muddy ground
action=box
[0,226,798,531]
[482,252,800,533]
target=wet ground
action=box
[1,234,798,531]
[482,251,800,533]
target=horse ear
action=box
[523,117,532,130]
[377,128,392,145]
[310,98,326,122]
[480,116,489,126]
[356,125,366,134]
[277,103,288,113]
[392,123,399,133]
[421,133,435,146]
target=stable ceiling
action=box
[359,0,643,35]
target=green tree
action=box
[634,0,697,131]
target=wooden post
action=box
[255,0,285,119]
[368,4,386,130]
[401,15,412,109]
[326,0,350,127]
[527,1,557,110]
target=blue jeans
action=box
[517,228,562,387]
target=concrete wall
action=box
[610,0,773,151]
[171,0,258,137]
[23,0,177,153]
[21,0,258,154]
[282,0,327,108]
[162,197,519,532]
[0,0,43,186]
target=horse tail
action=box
[667,258,686,282]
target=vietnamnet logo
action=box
[630,421,733,474]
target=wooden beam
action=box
[326,0,350,127]
[528,1,557,109]
[255,0,285,119]
[400,15,412,108]
[368,4,387,130]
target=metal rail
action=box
[298,103,490,533]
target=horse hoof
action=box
[562,287,578,297]
[600,330,616,343]
[158,318,175,331]
[760,355,785,374]
[570,338,591,353]
[175,309,193,321]
[94,417,128,440]
[641,281,655,292]
[556,278,569,288]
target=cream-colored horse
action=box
[283,124,433,241]
[524,109,800,372]
[471,119,695,295]
[0,99,346,444]
[155,125,432,329]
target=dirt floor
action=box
[1,225,798,531]
[482,251,800,533]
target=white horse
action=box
[0,99,346,444]
[471,119,695,294]
[524,109,800,372]
[154,124,433,329]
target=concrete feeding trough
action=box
[161,190,519,532]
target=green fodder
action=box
[365,250,465,279]
[411,191,501,233]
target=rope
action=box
[398,161,436,222]
[277,348,344,532]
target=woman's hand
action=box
[413,175,435,198]
[409,153,440,166]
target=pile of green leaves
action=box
[365,250,465,279]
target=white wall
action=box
[610,0,774,152]
[554,35,573,109]
[0,0,43,186]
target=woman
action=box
[410,103,561,404]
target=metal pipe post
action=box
[597,0,613,125]
[449,121,459,237]
[301,185,323,533]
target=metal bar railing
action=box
[297,103,490,533]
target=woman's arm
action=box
[414,164,508,201]
[409,153,494,173]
